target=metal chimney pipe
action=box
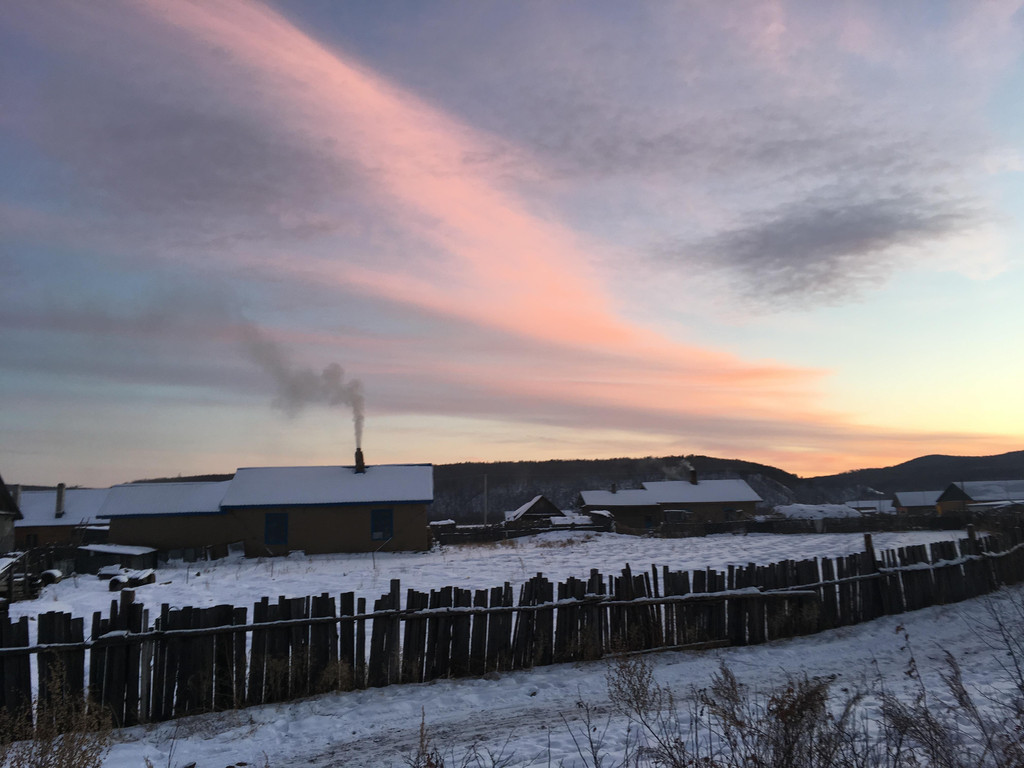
[689,468,698,485]
[55,482,66,518]
[354,448,366,474]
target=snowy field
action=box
[13,529,969,623]
[10,528,1014,767]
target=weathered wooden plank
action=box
[367,595,388,688]
[469,589,489,676]
[451,588,472,677]
[248,597,268,706]
[355,596,367,689]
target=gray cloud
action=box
[672,192,980,303]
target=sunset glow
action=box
[2,1,1022,485]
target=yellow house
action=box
[102,462,433,556]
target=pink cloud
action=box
[9,0,1016,477]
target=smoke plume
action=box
[243,326,365,448]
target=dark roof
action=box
[0,473,24,520]
[937,483,973,503]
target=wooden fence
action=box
[2,527,1024,730]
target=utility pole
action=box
[483,474,488,525]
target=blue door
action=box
[265,512,288,546]
[370,508,393,541]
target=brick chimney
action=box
[354,448,366,474]
[55,482,65,518]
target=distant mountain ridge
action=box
[124,450,1024,522]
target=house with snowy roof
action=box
[893,490,943,515]
[936,480,1024,515]
[15,484,110,548]
[578,475,761,531]
[100,453,433,556]
[503,495,565,529]
[100,480,232,552]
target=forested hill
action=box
[803,451,1024,497]
[430,450,1024,521]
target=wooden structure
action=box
[103,462,433,557]
[579,478,762,530]
[893,490,942,515]
[503,495,567,529]
[14,486,109,549]
[2,527,1022,731]
[937,480,1024,515]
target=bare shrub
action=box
[0,672,111,768]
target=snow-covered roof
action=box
[643,479,762,505]
[550,513,591,526]
[951,480,1024,503]
[845,499,896,514]
[220,464,433,508]
[579,489,654,508]
[773,503,860,519]
[505,495,544,522]
[17,488,110,527]
[78,543,157,556]
[98,481,230,518]
[894,490,942,508]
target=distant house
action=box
[15,485,110,548]
[893,490,943,515]
[0,473,23,553]
[503,495,564,529]
[936,480,1024,515]
[579,477,762,530]
[102,463,434,556]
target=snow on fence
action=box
[2,527,1024,729]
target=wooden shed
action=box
[503,495,564,529]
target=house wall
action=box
[108,503,431,556]
[15,525,83,549]
[660,500,758,524]
[606,500,758,531]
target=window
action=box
[370,508,393,541]
[264,512,288,546]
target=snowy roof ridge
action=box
[17,488,110,527]
[98,481,230,518]
[220,464,433,508]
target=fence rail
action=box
[2,526,1023,729]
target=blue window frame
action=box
[370,508,393,541]
[265,512,288,546]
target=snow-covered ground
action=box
[9,529,1013,767]
[13,529,968,621]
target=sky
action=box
[3,0,1024,487]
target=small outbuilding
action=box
[75,544,158,575]
[503,495,565,529]
[893,490,942,515]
